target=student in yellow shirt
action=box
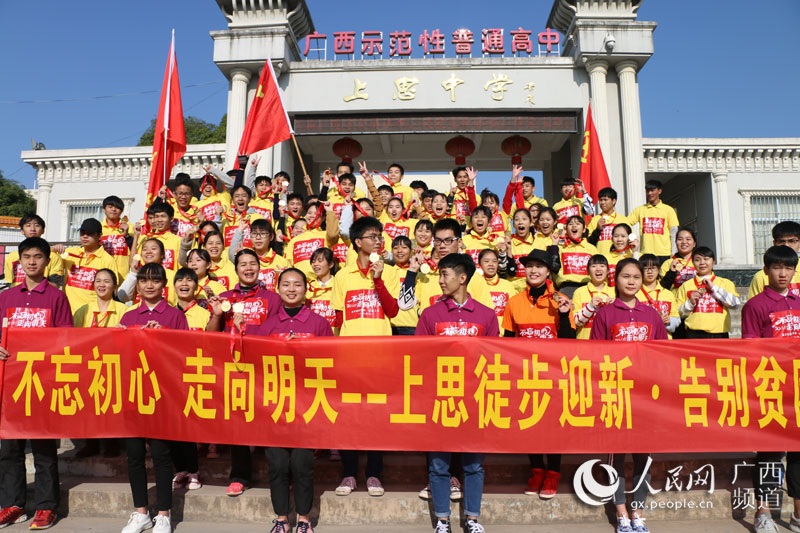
[462,206,501,266]
[479,248,520,331]
[221,185,265,249]
[532,208,560,251]
[162,175,200,238]
[382,197,417,241]
[251,220,289,292]
[62,218,120,313]
[72,268,128,328]
[676,247,741,338]
[427,192,455,224]
[508,208,536,287]
[637,254,680,336]
[572,255,615,339]
[358,161,415,208]
[748,221,800,298]
[555,216,598,295]
[503,166,548,211]
[248,176,275,222]
[413,219,434,257]
[307,247,337,333]
[194,172,231,223]
[553,178,594,225]
[185,248,226,300]
[629,179,680,262]
[203,230,237,290]
[118,238,176,305]
[3,214,64,287]
[481,191,511,236]
[331,216,400,498]
[325,172,366,219]
[388,236,419,335]
[284,201,340,278]
[602,223,638,286]
[99,195,133,280]
[134,200,182,272]
[658,227,697,294]
[174,267,211,331]
[449,166,474,218]
[587,187,630,255]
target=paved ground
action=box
[17,517,797,532]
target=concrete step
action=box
[21,480,797,526]
[7,517,798,533]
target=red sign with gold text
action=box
[1,329,799,453]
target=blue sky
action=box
[0,0,797,191]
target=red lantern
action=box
[444,136,475,165]
[332,137,363,163]
[501,135,532,165]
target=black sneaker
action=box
[434,519,452,533]
[463,519,485,533]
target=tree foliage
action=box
[0,170,36,218]
[137,114,227,146]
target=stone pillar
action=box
[616,60,646,210]
[586,60,611,165]
[712,172,733,264]
[224,68,252,169]
[36,180,53,239]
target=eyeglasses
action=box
[643,266,659,271]
[433,237,458,246]
[175,191,193,197]
[250,232,268,238]
[360,234,383,241]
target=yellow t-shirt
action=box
[72,299,128,328]
[181,301,211,331]
[307,277,336,332]
[196,276,227,300]
[138,230,182,272]
[553,197,583,223]
[415,263,494,312]
[484,275,522,331]
[511,234,535,281]
[637,286,679,320]
[675,275,738,334]
[532,232,555,251]
[101,218,133,280]
[572,283,615,339]
[248,197,274,223]
[487,210,510,236]
[382,218,417,242]
[462,232,500,266]
[221,211,265,249]
[332,262,400,336]
[284,228,330,279]
[388,183,416,208]
[587,212,631,255]
[556,240,598,286]
[748,268,800,299]
[387,264,419,329]
[207,257,238,291]
[4,250,64,287]
[62,247,120,313]
[629,201,679,256]
[659,256,697,293]
[195,191,231,222]
[603,248,634,287]
[523,195,548,209]
[253,251,290,292]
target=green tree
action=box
[0,170,36,217]
[137,114,227,146]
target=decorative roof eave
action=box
[642,138,800,174]
[547,0,643,36]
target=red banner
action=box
[2,329,799,453]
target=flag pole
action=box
[290,133,308,178]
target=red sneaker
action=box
[0,506,27,527]
[539,470,561,500]
[226,482,245,497]
[524,468,545,495]
[28,510,56,530]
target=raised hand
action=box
[466,166,478,186]
[357,161,370,179]
[511,164,523,183]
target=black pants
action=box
[392,326,417,336]
[685,329,729,339]
[611,453,651,508]
[126,438,172,511]
[230,445,252,485]
[170,441,198,474]
[529,453,561,473]
[0,439,59,510]
[341,450,382,480]
[266,448,314,516]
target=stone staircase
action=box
[20,441,794,528]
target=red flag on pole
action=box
[578,103,611,198]
[147,30,185,209]
[236,58,293,167]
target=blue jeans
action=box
[429,452,484,518]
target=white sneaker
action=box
[790,512,800,533]
[152,514,171,533]
[335,476,356,496]
[755,513,780,533]
[171,471,187,490]
[616,516,633,533]
[631,514,650,533]
[366,476,385,497]
[186,472,202,490]
[418,483,432,500]
[121,512,152,533]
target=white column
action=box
[712,172,733,264]
[616,60,646,210]
[224,68,252,169]
[586,60,611,166]
[36,181,53,240]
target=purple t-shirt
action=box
[219,284,281,333]
[589,297,668,341]
[741,287,800,339]
[248,305,334,338]
[120,299,189,330]
[0,278,73,330]
[415,296,500,337]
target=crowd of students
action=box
[0,160,798,533]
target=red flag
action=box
[236,58,293,166]
[147,30,185,208]
[578,103,611,198]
